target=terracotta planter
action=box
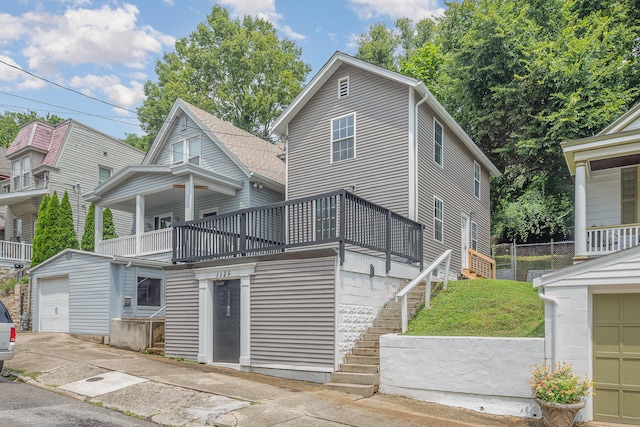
[534,397,585,427]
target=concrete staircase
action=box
[323,282,428,397]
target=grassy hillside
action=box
[406,279,544,337]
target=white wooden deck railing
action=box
[0,241,32,263]
[586,224,640,255]
[98,228,173,257]
[395,249,452,333]
[141,228,172,255]
[99,234,136,256]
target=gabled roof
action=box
[534,244,640,288]
[145,99,285,186]
[597,101,640,136]
[271,51,501,177]
[30,248,167,273]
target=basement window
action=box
[137,277,161,307]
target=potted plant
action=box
[529,363,593,427]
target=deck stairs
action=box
[323,282,428,397]
[461,268,485,279]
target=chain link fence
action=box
[492,240,574,282]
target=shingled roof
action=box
[6,120,71,167]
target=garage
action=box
[39,276,69,333]
[593,293,640,425]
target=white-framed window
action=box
[622,166,637,224]
[200,208,218,218]
[153,213,172,230]
[12,156,30,190]
[171,137,201,165]
[98,166,112,184]
[188,136,201,166]
[180,115,187,131]
[315,196,337,240]
[137,276,162,306]
[338,76,349,98]
[474,161,481,199]
[471,221,478,251]
[331,113,355,162]
[434,119,443,167]
[434,196,443,242]
[171,141,184,164]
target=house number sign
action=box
[214,271,231,278]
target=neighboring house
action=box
[162,53,499,386]
[535,103,640,425]
[83,98,285,263]
[30,99,286,348]
[0,147,10,241]
[0,120,145,266]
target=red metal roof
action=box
[5,121,70,166]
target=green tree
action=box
[0,111,64,147]
[42,192,61,262]
[81,203,119,251]
[59,191,79,251]
[355,23,399,70]
[138,5,310,141]
[122,133,153,152]
[30,194,50,267]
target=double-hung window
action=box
[434,196,443,242]
[99,166,112,184]
[137,277,161,306]
[434,119,443,167]
[622,167,637,224]
[316,196,337,240]
[331,113,355,162]
[474,161,481,199]
[171,137,201,165]
[12,157,30,190]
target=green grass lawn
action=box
[405,279,544,337]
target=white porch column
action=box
[574,161,587,258]
[94,203,103,253]
[135,194,145,255]
[197,278,213,363]
[185,174,195,222]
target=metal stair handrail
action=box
[148,305,166,350]
[396,249,451,333]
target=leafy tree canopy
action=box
[0,111,64,148]
[356,0,640,243]
[138,5,311,141]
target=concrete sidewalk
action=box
[3,333,541,427]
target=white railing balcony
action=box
[141,228,173,255]
[0,241,32,263]
[586,224,640,255]
[98,228,173,257]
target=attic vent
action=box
[180,116,187,131]
[338,77,349,98]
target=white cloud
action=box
[17,4,175,73]
[217,0,306,40]
[0,55,45,90]
[163,0,174,5]
[70,73,146,111]
[347,0,444,21]
[0,13,27,44]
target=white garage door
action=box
[40,277,69,333]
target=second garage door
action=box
[40,277,70,333]
[593,293,640,425]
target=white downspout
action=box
[537,285,559,365]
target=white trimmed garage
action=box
[534,246,640,425]
[39,276,70,333]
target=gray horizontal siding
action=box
[287,64,410,216]
[164,268,199,360]
[251,256,336,367]
[417,104,492,272]
[32,252,112,335]
[122,266,164,318]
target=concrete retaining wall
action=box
[379,335,545,418]
[109,318,164,352]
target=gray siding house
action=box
[272,52,500,275]
[162,53,499,387]
[0,119,145,266]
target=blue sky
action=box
[0,0,445,140]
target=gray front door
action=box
[213,279,240,363]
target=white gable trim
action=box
[598,101,640,136]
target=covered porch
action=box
[84,164,244,260]
[0,188,47,264]
[564,128,640,258]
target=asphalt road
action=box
[0,376,159,427]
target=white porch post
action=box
[94,203,103,253]
[239,275,251,366]
[197,278,213,363]
[185,174,195,222]
[135,194,145,255]
[575,161,587,258]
